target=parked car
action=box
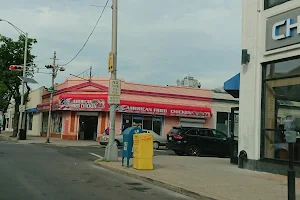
[166,126,236,157]
[99,129,167,149]
[143,129,168,149]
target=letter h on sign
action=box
[272,16,300,40]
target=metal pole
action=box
[288,143,295,200]
[104,0,118,161]
[17,32,28,139]
[46,51,56,143]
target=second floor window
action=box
[265,0,290,10]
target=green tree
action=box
[0,35,37,136]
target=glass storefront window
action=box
[42,113,48,132]
[122,114,132,132]
[262,57,300,161]
[216,112,229,135]
[52,113,62,134]
[133,115,143,128]
[122,114,163,135]
[153,116,162,135]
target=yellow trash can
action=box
[133,133,153,170]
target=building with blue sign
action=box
[225,0,300,175]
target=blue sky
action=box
[0,0,242,89]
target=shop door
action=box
[230,107,239,165]
[79,116,98,140]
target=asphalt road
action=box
[0,141,191,200]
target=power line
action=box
[60,0,110,67]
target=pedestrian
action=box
[105,126,110,135]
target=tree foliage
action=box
[0,34,37,135]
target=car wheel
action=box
[174,150,184,156]
[115,140,120,146]
[187,145,201,156]
[153,142,160,150]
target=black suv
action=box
[166,126,236,157]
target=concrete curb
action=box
[0,134,18,142]
[94,160,217,200]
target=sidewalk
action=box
[95,155,300,200]
[0,131,99,147]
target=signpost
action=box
[47,86,58,93]
[19,105,25,113]
[108,79,121,105]
[108,51,114,72]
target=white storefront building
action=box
[225,0,300,174]
[26,87,44,136]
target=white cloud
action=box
[0,0,242,90]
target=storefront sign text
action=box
[266,8,300,51]
[60,98,105,111]
[272,16,300,41]
[117,105,211,118]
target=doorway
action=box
[230,107,239,165]
[79,116,98,140]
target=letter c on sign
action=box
[272,20,286,40]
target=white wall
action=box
[4,99,15,131]
[26,87,44,136]
[240,0,300,160]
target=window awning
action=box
[26,108,37,113]
[224,73,240,98]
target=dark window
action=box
[186,129,197,136]
[213,130,227,139]
[42,112,48,132]
[28,113,33,131]
[262,56,300,161]
[198,129,213,137]
[122,114,163,135]
[216,112,229,135]
[122,114,132,131]
[264,0,290,10]
[143,115,152,130]
[153,116,162,135]
[133,115,143,128]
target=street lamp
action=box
[0,19,28,139]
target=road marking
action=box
[89,152,103,158]
[71,147,83,151]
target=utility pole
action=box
[89,66,92,82]
[17,32,28,139]
[104,0,119,161]
[45,51,65,143]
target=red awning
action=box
[59,94,107,100]
[37,94,212,118]
[117,100,212,118]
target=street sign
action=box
[108,95,120,105]
[47,86,58,93]
[108,51,114,72]
[48,89,58,93]
[19,105,25,113]
[109,79,121,96]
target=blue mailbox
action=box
[122,126,143,167]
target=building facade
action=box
[36,77,236,141]
[4,99,15,132]
[26,87,44,136]
[225,0,300,174]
